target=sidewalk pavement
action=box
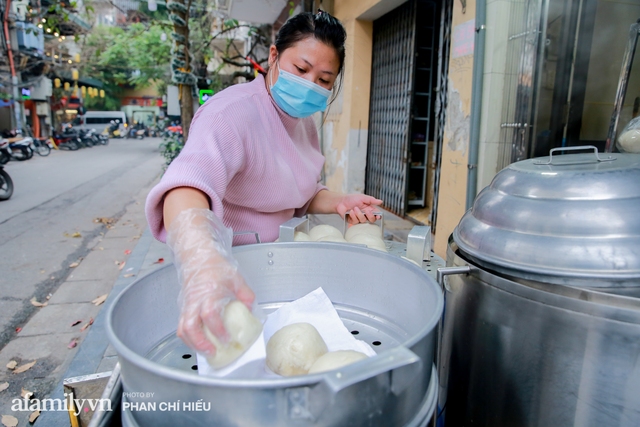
[0,175,167,426]
[0,185,418,426]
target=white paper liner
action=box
[197,287,376,378]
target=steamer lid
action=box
[453,149,640,288]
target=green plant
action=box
[159,133,184,169]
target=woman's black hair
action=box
[274,10,346,99]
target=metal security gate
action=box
[365,1,417,216]
[498,0,546,167]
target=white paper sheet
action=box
[197,287,376,378]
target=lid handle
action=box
[343,209,384,236]
[533,145,616,165]
[232,231,261,244]
[278,216,309,242]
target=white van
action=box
[79,111,128,134]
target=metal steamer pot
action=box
[437,148,640,427]
[107,223,444,427]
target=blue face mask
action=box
[270,63,332,118]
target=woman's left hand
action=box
[308,190,384,223]
[336,194,383,224]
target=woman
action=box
[145,11,382,360]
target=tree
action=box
[77,0,271,140]
[165,0,272,140]
[80,23,172,104]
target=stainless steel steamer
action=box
[437,148,640,427]
[107,225,445,427]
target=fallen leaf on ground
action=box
[154,258,165,264]
[29,410,40,423]
[94,217,116,226]
[1,414,18,427]
[92,294,108,306]
[69,260,80,268]
[118,261,126,271]
[30,297,47,308]
[68,338,78,349]
[80,317,94,331]
[71,232,82,238]
[6,361,17,370]
[0,382,8,392]
[123,274,135,278]
[71,320,82,327]
[21,388,33,399]
[124,249,131,255]
[15,327,21,333]
[13,360,36,374]
[46,294,52,300]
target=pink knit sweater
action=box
[145,74,327,245]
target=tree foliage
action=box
[81,23,171,93]
[77,0,271,129]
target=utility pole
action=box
[3,0,23,130]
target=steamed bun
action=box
[266,323,328,376]
[345,223,383,241]
[203,301,263,369]
[347,233,387,252]
[308,350,369,374]
[316,235,348,243]
[293,231,312,241]
[618,127,640,153]
[309,225,343,241]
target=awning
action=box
[219,0,288,24]
[56,72,104,89]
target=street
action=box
[0,138,164,350]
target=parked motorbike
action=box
[97,133,109,145]
[32,138,51,156]
[0,131,33,161]
[78,128,100,147]
[166,123,182,137]
[126,124,145,140]
[0,139,13,201]
[50,132,80,151]
[104,120,124,139]
[20,126,52,156]
[0,165,12,201]
[62,127,93,148]
[0,136,11,164]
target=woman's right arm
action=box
[162,187,256,359]
[163,186,210,231]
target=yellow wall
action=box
[433,0,476,257]
[330,0,477,257]
[334,0,384,17]
[324,0,381,194]
[121,82,161,98]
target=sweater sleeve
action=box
[145,112,245,242]
[294,180,328,218]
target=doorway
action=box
[365,0,444,220]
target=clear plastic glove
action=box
[166,208,261,368]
